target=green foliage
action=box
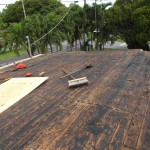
[65,4,86,47]
[0,0,149,57]
[2,1,24,24]
[1,0,63,24]
[0,0,69,55]
[108,0,150,50]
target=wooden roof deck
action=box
[0,50,149,150]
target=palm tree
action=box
[67,4,87,50]
[96,2,112,50]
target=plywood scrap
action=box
[0,77,48,114]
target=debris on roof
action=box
[16,63,26,69]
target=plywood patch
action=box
[0,77,48,113]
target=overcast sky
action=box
[0,0,116,12]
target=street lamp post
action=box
[25,36,32,58]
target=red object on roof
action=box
[25,72,32,77]
[16,63,26,69]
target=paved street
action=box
[105,41,127,50]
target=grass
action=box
[0,49,27,61]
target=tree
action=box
[65,4,87,50]
[1,0,64,25]
[21,14,44,55]
[1,0,68,55]
[3,23,24,55]
[108,0,150,50]
[83,4,95,50]
[42,12,66,53]
[83,2,112,51]
[96,2,112,50]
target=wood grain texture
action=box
[0,50,149,150]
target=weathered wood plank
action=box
[0,50,149,150]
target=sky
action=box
[0,0,116,12]
[0,0,18,12]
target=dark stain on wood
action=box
[0,50,149,150]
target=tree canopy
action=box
[107,0,150,50]
[1,0,64,24]
[0,0,149,55]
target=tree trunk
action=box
[79,38,81,51]
[49,42,53,53]
[90,31,93,51]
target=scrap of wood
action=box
[0,77,48,114]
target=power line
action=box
[31,4,73,46]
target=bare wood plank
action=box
[0,77,48,114]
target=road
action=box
[105,41,127,50]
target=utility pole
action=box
[21,0,26,19]
[21,0,32,57]
[95,0,99,50]
[95,0,98,37]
